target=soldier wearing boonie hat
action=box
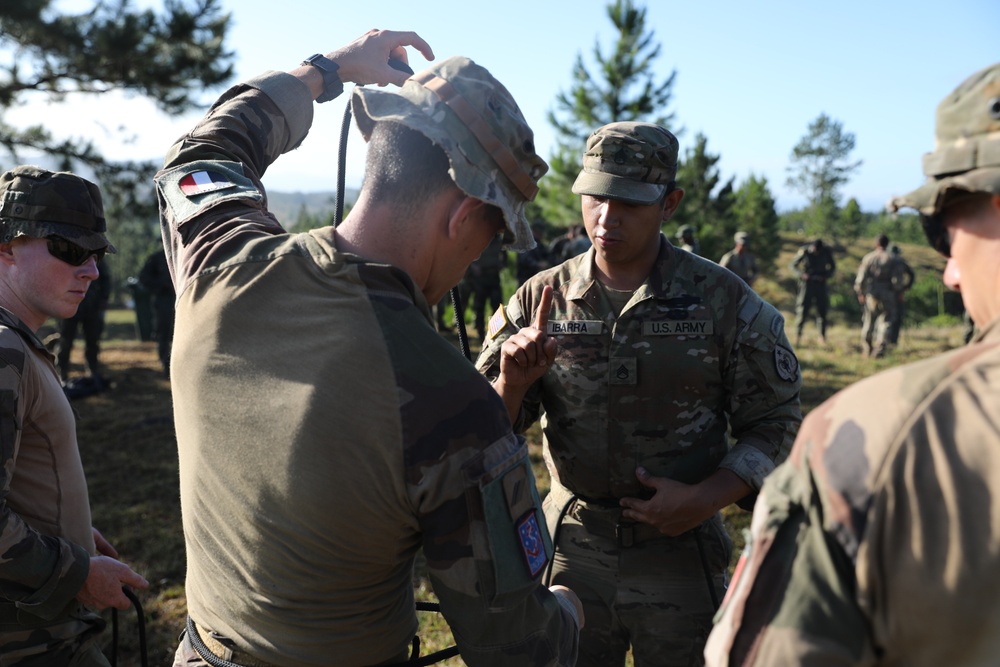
[0,165,116,253]
[0,164,147,666]
[705,62,1000,667]
[476,120,801,667]
[155,29,581,667]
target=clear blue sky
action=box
[23,0,1000,212]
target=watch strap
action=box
[302,53,343,103]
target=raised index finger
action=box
[534,285,553,332]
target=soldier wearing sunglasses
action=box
[0,166,148,666]
[705,62,1000,667]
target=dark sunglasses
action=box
[46,235,106,266]
[919,213,950,258]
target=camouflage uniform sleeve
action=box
[154,71,315,296]
[719,297,802,508]
[854,254,870,293]
[788,249,804,275]
[0,341,90,619]
[704,401,876,667]
[404,329,578,665]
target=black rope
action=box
[694,530,722,610]
[110,587,148,667]
[450,287,471,360]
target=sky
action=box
[11,0,1000,213]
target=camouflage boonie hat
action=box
[888,62,1000,216]
[351,56,548,252]
[571,121,679,205]
[0,165,116,252]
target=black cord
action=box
[543,493,577,588]
[334,95,353,227]
[694,530,721,610]
[110,587,148,667]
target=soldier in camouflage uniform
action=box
[705,61,1000,667]
[854,234,898,357]
[155,30,581,667]
[0,166,148,665]
[476,121,802,667]
[789,238,836,345]
[719,231,759,287]
[675,224,700,254]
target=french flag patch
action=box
[517,512,548,578]
[179,170,236,197]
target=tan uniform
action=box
[706,316,1000,666]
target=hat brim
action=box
[3,219,116,253]
[571,171,665,205]
[889,167,1000,215]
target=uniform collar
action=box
[0,307,52,360]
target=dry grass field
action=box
[56,233,961,666]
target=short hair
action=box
[363,122,457,219]
[877,233,890,248]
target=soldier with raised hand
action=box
[476,121,802,667]
[854,233,898,357]
[789,237,836,345]
[705,61,1000,667]
[0,166,148,666]
[155,28,581,667]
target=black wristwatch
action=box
[301,53,343,103]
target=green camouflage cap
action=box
[889,62,1000,216]
[351,56,548,252]
[571,121,679,205]
[0,165,116,252]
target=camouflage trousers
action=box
[543,484,731,667]
[793,281,829,340]
[861,290,899,356]
[0,604,108,667]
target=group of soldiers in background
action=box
[450,221,922,358]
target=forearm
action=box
[491,374,529,426]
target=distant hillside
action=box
[265,188,359,225]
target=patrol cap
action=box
[351,56,548,252]
[0,165,116,252]
[571,121,679,205]
[888,62,1000,216]
[734,231,749,244]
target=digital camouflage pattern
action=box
[705,318,1000,666]
[476,237,802,666]
[854,246,898,357]
[0,308,103,665]
[789,241,836,343]
[352,56,547,252]
[0,166,115,253]
[155,69,577,667]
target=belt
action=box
[187,616,279,667]
[570,497,664,547]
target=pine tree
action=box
[536,0,678,227]
[671,133,734,261]
[732,174,780,270]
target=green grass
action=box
[60,232,960,665]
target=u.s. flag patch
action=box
[179,170,236,197]
[487,306,508,341]
[516,512,548,578]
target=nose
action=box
[78,255,100,281]
[597,200,622,228]
[942,257,961,293]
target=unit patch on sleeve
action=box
[516,512,548,578]
[179,170,237,196]
[774,345,799,382]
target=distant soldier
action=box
[790,238,836,345]
[139,248,175,376]
[719,231,759,287]
[855,234,898,357]
[886,244,916,346]
[56,256,110,384]
[675,224,700,254]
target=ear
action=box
[446,195,487,240]
[0,242,16,268]
[661,188,685,222]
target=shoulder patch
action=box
[487,306,509,341]
[156,159,262,228]
[774,345,799,382]
[516,511,548,578]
